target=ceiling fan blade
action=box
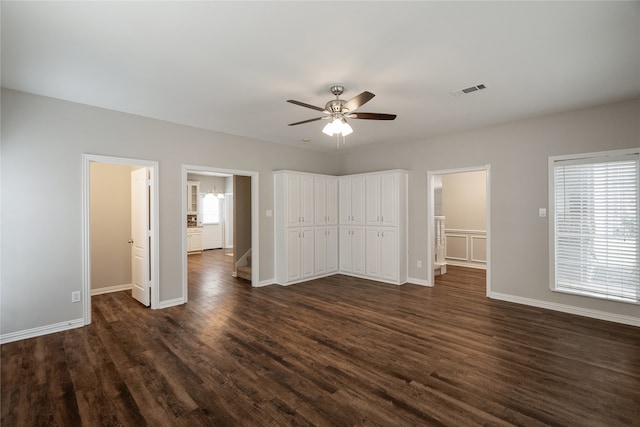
[342,91,375,112]
[351,112,397,120]
[288,117,324,126]
[287,99,326,112]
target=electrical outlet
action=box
[71,291,81,303]
[417,260,422,268]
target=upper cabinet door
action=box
[187,181,200,215]
[315,177,337,225]
[326,178,338,225]
[315,177,327,225]
[285,173,314,227]
[300,175,314,226]
[351,176,365,225]
[339,177,352,224]
[285,174,301,227]
[365,176,381,226]
[380,173,399,226]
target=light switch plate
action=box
[266,210,273,217]
[539,208,547,218]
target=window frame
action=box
[548,148,639,305]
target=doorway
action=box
[82,154,160,325]
[181,165,259,303]
[427,165,491,294]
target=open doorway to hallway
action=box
[82,154,160,326]
[427,166,491,295]
[182,165,259,303]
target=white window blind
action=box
[552,151,639,303]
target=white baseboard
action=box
[257,279,275,287]
[1,318,84,345]
[489,292,640,327]
[407,277,432,287]
[446,260,487,270]
[157,297,185,309]
[91,283,132,296]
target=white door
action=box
[366,228,381,278]
[286,174,301,227]
[351,226,366,275]
[339,226,352,272]
[300,175,315,227]
[381,228,399,282]
[366,176,380,226]
[326,178,338,225]
[339,178,351,224]
[131,168,150,306]
[326,226,338,273]
[380,174,398,226]
[351,176,365,225]
[315,177,327,225]
[301,228,315,279]
[287,229,301,282]
[315,228,327,275]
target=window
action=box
[550,149,639,304]
[201,193,221,224]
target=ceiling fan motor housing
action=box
[326,99,346,113]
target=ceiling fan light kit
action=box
[287,85,396,147]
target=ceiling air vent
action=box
[452,83,487,97]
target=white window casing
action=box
[549,148,639,304]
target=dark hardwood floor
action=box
[2,250,639,426]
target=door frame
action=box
[182,165,259,301]
[426,165,491,295]
[82,154,160,325]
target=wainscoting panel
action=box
[445,234,468,261]
[446,229,486,269]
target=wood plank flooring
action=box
[2,249,639,426]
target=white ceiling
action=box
[2,1,639,152]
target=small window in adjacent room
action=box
[549,148,639,304]
[202,193,221,224]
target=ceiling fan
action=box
[287,85,397,139]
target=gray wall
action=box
[337,96,640,319]
[2,89,639,336]
[0,89,339,334]
[442,170,486,231]
[187,173,228,196]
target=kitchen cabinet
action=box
[339,176,365,225]
[315,177,338,225]
[202,224,222,250]
[187,181,200,215]
[187,227,203,254]
[315,226,338,275]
